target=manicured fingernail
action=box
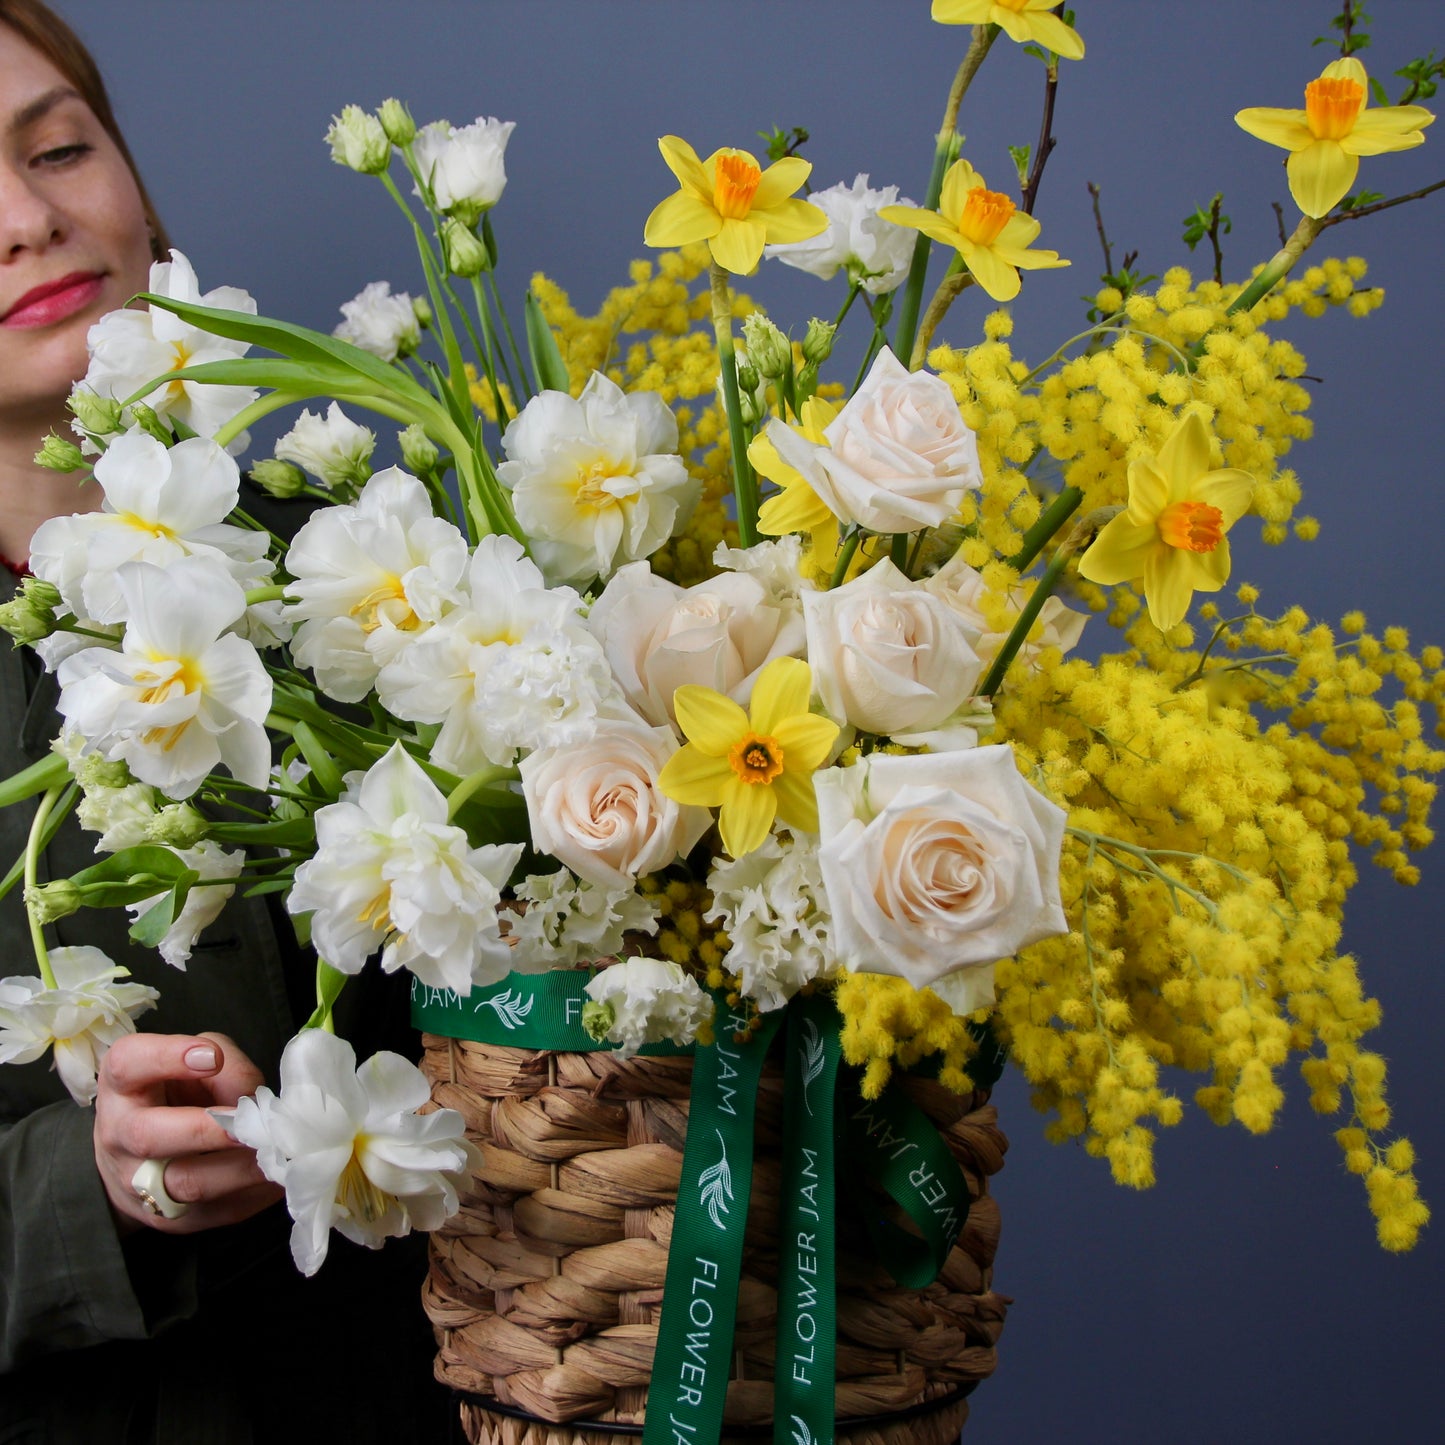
[185,1045,217,1071]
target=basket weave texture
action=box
[420,1033,1010,1445]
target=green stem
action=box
[1227,214,1324,315]
[24,786,63,988]
[0,753,68,809]
[830,528,863,590]
[467,276,511,425]
[211,391,305,452]
[890,533,909,570]
[446,763,520,822]
[977,544,1071,697]
[1007,485,1083,572]
[487,270,533,403]
[833,280,862,333]
[710,263,758,548]
[908,265,973,371]
[243,584,292,606]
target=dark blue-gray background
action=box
[58,2,1442,1440]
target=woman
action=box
[0,5,447,1438]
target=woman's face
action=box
[0,25,153,423]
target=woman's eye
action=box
[34,142,93,167]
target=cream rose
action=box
[520,719,711,889]
[763,347,981,533]
[815,747,1068,1010]
[803,558,983,738]
[587,562,805,731]
[923,553,1087,670]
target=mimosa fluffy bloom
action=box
[1076,412,1254,632]
[1235,57,1433,219]
[643,136,828,275]
[932,0,1084,60]
[657,655,839,858]
[880,159,1068,303]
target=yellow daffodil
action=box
[657,656,840,858]
[931,0,1084,60]
[1077,412,1254,632]
[1235,57,1433,219]
[642,136,829,275]
[879,159,1068,302]
[749,397,839,574]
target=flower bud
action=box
[250,458,308,499]
[24,878,84,925]
[441,218,488,278]
[398,423,439,474]
[145,803,208,849]
[67,387,124,436]
[34,432,85,472]
[801,317,837,366]
[377,97,416,147]
[78,756,133,791]
[733,361,763,425]
[412,295,434,329]
[741,313,790,382]
[581,998,617,1045]
[129,403,175,446]
[326,105,391,175]
[0,577,63,645]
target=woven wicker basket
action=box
[419,1033,1009,1444]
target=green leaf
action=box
[303,960,350,1030]
[1370,76,1390,105]
[207,818,317,849]
[68,845,191,890]
[0,751,69,809]
[242,877,298,898]
[126,870,199,947]
[524,288,571,394]
[130,357,371,399]
[291,722,344,798]
[1008,144,1031,188]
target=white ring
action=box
[130,1157,189,1220]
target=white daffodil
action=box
[286,744,523,996]
[284,468,469,703]
[332,280,420,361]
[126,840,245,970]
[274,403,377,492]
[0,947,159,1105]
[765,174,917,294]
[57,556,273,799]
[377,534,620,773]
[581,957,713,1058]
[29,434,269,626]
[411,117,515,216]
[223,1029,478,1276]
[497,372,698,587]
[80,249,258,447]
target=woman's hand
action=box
[92,1031,282,1234]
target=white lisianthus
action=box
[377,535,620,773]
[497,373,698,587]
[520,719,711,889]
[0,947,159,1105]
[80,250,258,448]
[803,558,984,739]
[510,871,661,971]
[587,561,805,732]
[275,403,376,492]
[766,174,916,294]
[286,744,524,996]
[223,1029,478,1276]
[815,747,1068,1011]
[126,841,244,970]
[325,105,390,175]
[29,434,270,627]
[763,348,981,533]
[284,468,469,703]
[922,552,1087,671]
[582,957,713,1057]
[706,833,835,1012]
[412,117,515,215]
[332,280,420,361]
[76,781,157,853]
[57,556,273,798]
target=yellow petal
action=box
[1126,456,1170,525]
[1235,106,1313,152]
[759,196,831,245]
[1322,57,1368,86]
[797,396,839,437]
[644,189,722,248]
[674,685,749,754]
[991,7,1036,45]
[878,205,963,251]
[939,159,985,221]
[960,240,1020,302]
[753,155,812,209]
[747,429,787,483]
[1157,412,1212,498]
[657,135,710,201]
[708,216,768,275]
[758,480,833,536]
[656,745,732,807]
[772,712,840,774]
[1076,515,1156,586]
[1188,535,1232,589]
[1191,468,1255,528]
[1341,107,1432,156]
[1142,548,1193,632]
[1287,139,1358,218]
[1004,244,1069,272]
[995,211,1043,249]
[931,0,990,22]
[1021,9,1085,60]
[749,656,812,735]
[718,777,777,858]
[771,769,820,837]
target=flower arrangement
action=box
[1,0,1440,1404]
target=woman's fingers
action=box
[98,1031,225,1104]
[159,1148,277,1207]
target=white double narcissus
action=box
[223,1029,479,1276]
[286,744,523,997]
[79,249,259,447]
[56,555,273,799]
[765,173,917,294]
[332,280,420,362]
[284,468,469,703]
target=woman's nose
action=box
[0,165,65,258]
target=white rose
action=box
[764,347,981,533]
[815,747,1068,1009]
[588,563,805,732]
[333,281,420,361]
[765,173,916,294]
[803,558,983,737]
[520,719,711,890]
[412,117,515,214]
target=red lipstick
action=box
[1,271,105,328]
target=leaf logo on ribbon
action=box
[790,1415,816,1445]
[476,988,534,1030]
[799,1017,825,1116]
[698,1129,733,1229]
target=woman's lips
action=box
[1,272,105,329]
